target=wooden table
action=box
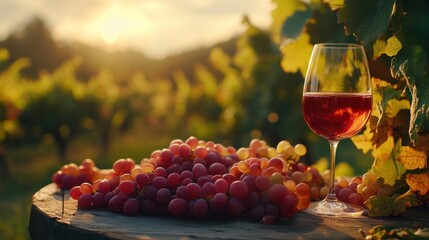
[29,184,429,240]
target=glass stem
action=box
[326,139,339,202]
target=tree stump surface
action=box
[29,184,429,240]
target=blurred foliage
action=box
[0,1,377,175]
[2,0,424,179]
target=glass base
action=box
[307,199,364,217]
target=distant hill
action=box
[0,16,237,81]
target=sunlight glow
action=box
[99,18,123,45]
[1,0,273,58]
[95,3,146,46]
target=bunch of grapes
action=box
[52,159,101,189]
[54,137,323,224]
[315,171,394,207]
[52,136,398,223]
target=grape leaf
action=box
[351,128,373,154]
[406,172,429,195]
[385,35,402,57]
[280,32,313,76]
[365,190,419,217]
[271,0,307,44]
[377,86,403,116]
[372,39,387,60]
[391,45,429,144]
[366,225,429,239]
[323,0,344,11]
[337,0,395,47]
[397,146,427,170]
[386,99,410,118]
[415,134,429,153]
[372,137,406,186]
[371,35,402,61]
[372,133,394,163]
[281,8,312,41]
[415,228,429,238]
[365,195,394,217]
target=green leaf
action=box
[271,0,308,43]
[365,190,419,217]
[391,45,429,144]
[281,8,312,40]
[372,138,406,186]
[367,225,429,239]
[337,0,395,47]
[365,195,395,217]
[378,86,402,114]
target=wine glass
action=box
[302,43,372,216]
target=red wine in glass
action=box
[302,43,372,216]
[302,92,372,140]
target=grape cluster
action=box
[52,136,396,223]
[52,159,100,189]
[317,171,394,207]
[54,137,320,224]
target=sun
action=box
[95,4,139,46]
[99,17,124,45]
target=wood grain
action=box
[29,184,429,240]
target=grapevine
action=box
[274,0,429,217]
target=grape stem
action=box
[326,139,339,202]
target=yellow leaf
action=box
[385,35,402,57]
[271,0,307,43]
[371,78,385,119]
[372,39,387,60]
[372,139,406,185]
[323,0,344,10]
[351,131,373,154]
[398,146,427,170]
[386,99,410,117]
[0,48,10,62]
[372,134,394,163]
[280,32,313,76]
[406,172,429,195]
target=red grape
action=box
[123,198,140,216]
[78,193,93,209]
[192,163,207,180]
[186,183,202,200]
[208,163,227,175]
[267,184,288,203]
[167,172,181,188]
[156,188,172,204]
[70,186,82,200]
[152,176,168,189]
[108,194,129,213]
[118,180,135,195]
[229,180,249,199]
[255,175,271,192]
[92,192,105,208]
[168,198,188,216]
[193,198,208,218]
[295,183,310,198]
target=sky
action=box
[0,0,273,59]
